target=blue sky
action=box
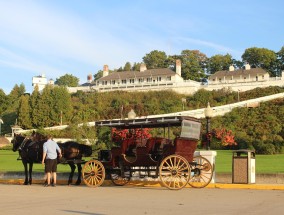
[0,0,283,94]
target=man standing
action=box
[42,134,62,187]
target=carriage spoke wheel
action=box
[159,155,191,190]
[188,156,213,188]
[82,160,105,188]
[110,171,130,186]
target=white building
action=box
[208,64,270,84]
[32,74,54,91]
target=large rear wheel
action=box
[188,156,213,188]
[159,155,191,190]
[82,160,105,188]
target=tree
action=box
[276,46,284,76]
[18,94,32,129]
[242,47,277,75]
[50,86,73,125]
[94,70,103,80]
[132,62,141,71]
[178,50,208,81]
[55,74,79,87]
[123,62,132,71]
[142,50,168,69]
[0,89,8,114]
[29,86,41,127]
[207,54,233,74]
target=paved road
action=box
[0,184,283,215]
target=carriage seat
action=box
[121,138,147,157]
[146,137,172,160]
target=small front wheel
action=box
[110,171,130,186]
[82,160,105,188]
[159,155,191,190]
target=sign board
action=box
[180,120,201,140]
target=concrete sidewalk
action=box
[1,172,283,190]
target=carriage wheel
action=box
[82,160,105,188]
[159,155,191,190]
[110,171,130,186]
[188,156,213,188]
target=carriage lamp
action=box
[204,102,213,150]
[128,109,136,119]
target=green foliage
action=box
[179,50,207,81]
[0,89,8,114]
[207,54,233,74]
[210,96,284,154]
[242,47,277,75]
[18,94,32,129]
[55,74,79,87]
[123,62,132,71]
[143,50,168,69]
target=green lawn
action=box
[215,150,284,174]
[0,150,91,173]
[1,150,284,174]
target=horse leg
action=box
[22,161,29,185]
[28,162,33,185]
[75,164,82,185]
[68,162,76,185]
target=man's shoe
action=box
[52,184,56,187]
[44,184,50,187]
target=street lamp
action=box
[204,102,213,150]
[181,98,186,111]
[0,118,3,136]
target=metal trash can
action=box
[232,149,255,184]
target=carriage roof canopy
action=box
[95,116,201,129]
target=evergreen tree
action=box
[50,86,73,125]
[18,94,32,129]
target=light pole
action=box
[204,102,213,150]
[182,98,186,111]
[237,89,240,102]
[0,118,3,136]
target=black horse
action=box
[12,132,93,185]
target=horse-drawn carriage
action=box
[82,116,213,190]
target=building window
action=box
[219,78,222,82]
[112,80,116,85]
[147,77,152,82]
[244,77,246,80]
[166,76,171,81]
[156,77,161,82]
[129,79,135,84]
[138,78,144,83]
[122,79,127,84]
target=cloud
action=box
[175,37,242,58]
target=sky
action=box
[0,0,283,94]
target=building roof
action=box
[209,68,268,79]
[97,68,177,81]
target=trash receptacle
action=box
[232,149,255,184]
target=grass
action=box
[215,150,284,174]
[0,150,91,173]
[1,150,284,174]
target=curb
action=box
[1,179,284,190]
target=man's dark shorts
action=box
[45,159,57,173]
